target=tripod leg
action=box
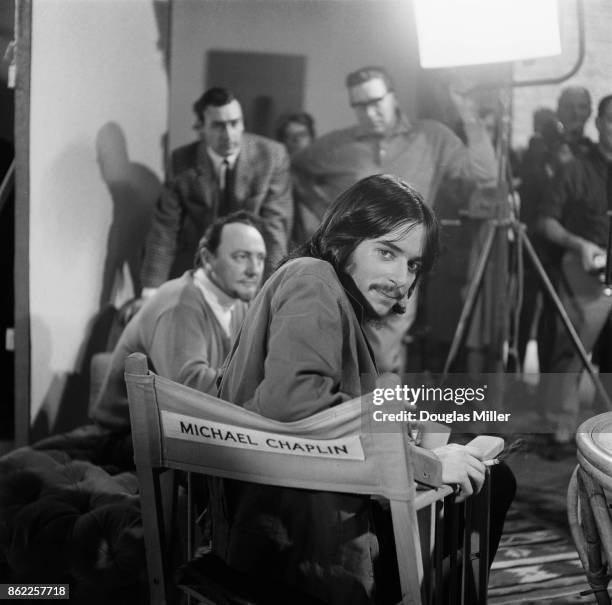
[521,230,612,410]
[443,222,497,378]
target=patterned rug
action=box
[488,505,600,604]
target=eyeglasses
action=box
[350,92,390,111]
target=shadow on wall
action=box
[30,314,52,440]
[33,125,161,439]
[153,0,171,76]
[96,122,160,307]
[31,293,129,441]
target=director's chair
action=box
[125,353,492,605]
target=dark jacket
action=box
[212,257,379,605]
[141,134,292,286]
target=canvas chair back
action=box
[125,352,489,605]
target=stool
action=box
[568,412,612,605]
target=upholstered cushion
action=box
[0,430,145,600]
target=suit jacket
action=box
[212,258,379,605]
[141,134,292,287]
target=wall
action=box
[0,1,15,143]
[169,1,612,150]
[169,0,420,150]
[29,0,168,436]
[512,0,612,149]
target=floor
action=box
[506,438,577,535]
[487,377,612,603]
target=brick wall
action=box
[512,0,612,149]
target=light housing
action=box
[414,0,561,68]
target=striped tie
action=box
[221,159,233,215]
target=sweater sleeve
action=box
[148,304,219,394]
[242,272,349,421]
[437,121,497,188]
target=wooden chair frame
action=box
[125,353,490,605]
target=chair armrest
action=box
[408,443,443,488]
[466,435,505,460]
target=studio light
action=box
[413,0,561,68]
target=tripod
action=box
[440,83,612,411]
[441,210,612,410]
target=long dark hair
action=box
[289,174,439,276]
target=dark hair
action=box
[193,87,237,124]
[194,210,264,267]
[275,112,316,143]
[290,174,438,277]
[597,94,612,118]
[557,86,591,111]
[345,66,395,91]
[533,107,564,144]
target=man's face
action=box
[282,121,313,156]
[344,223,425,318]
[204,222,266,302]
[557,91,591,140]
[596,101,612,155]
[201,99,244,157]
[348,77,398,135]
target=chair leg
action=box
[460,498,472,605]
[576,469,612,605]
[434,499,445,605]
[470,470,491,605]
[138,466,171,605]
[448,498,459,605]
[390,499,425,605]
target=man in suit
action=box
[141,87,292,297]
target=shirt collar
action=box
[353,111,412,141]
[193,267,238,311]
[206,146,240,172]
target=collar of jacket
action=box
[569,135,595,157]
[577,143,612,173]
[337,269,379,324]
[337,269,379,370]
[195,139,242,168]
[352,112,412,141]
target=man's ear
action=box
[200,248,214,269]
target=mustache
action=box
[371,284,408,299]
[371,283,414,315]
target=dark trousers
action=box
[372,462,516,604]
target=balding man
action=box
[538,94,612,446]
[518,86,594,379]
[93,211,266,429]
[557,86,593,156]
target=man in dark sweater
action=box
[539,94,612,444]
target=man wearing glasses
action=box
[292,65,497,372]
